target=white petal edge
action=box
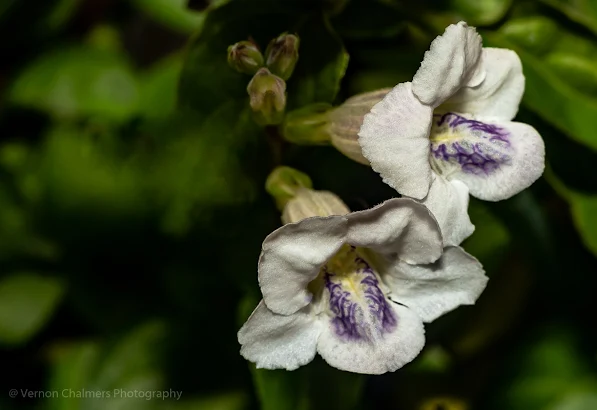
[346,198,443,265]
[316,302,425,374]
[358,82,433,199]
[448,121,545,201]
[415,174,475,247]
[412,21,484,107]
[385,246,488,323]
[259,215,347,315]
[438,48,525,121]
[238,301,320,370]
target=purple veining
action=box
[324,249,397,342]
[431,112,512,175]
[435,112,510,146]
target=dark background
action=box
[0,0,596,409]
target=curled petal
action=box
[259,216,347,315]
[429,113,544,201]
[317,301,425,374]
[346,198,442,265]
[438,48,524,121]
[385,247,487,322]
[238,301,320,370]
[358,82,433,199]
[416,174,474,247]
[412,21,484,107]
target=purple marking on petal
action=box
[436,112,510,146]
[431,112,512,175]
[324,250,397,342]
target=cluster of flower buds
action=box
[227,33,300,125]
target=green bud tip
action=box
[265,33,300,81]
[227,40,264,75]
[246,68,287,125]
[281,103,333,145]
[265,166,313,210]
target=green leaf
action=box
[0,273,64,345]
[490,326,597,410]
[286,14,349,109]
[138,54,183,120]
[549,392,597,410]
[47,322,167,410]
[546,170,597,257]
[129,0,206,34]
[47,342,102,410]
[0,180,58,261]
[485,27,597,151]
[541,0,597,36]
[46,0,81,30]
[38,127,147,222]
[331,0,404,39]
[567,194,597,256]
[9,46,140,123]
[148,106,261,235]
[251,368,310,410]
[449,0,512,26]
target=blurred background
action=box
[0,0,596,409]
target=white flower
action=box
[238,192,487,374]
[358,21,545,246]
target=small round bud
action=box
[227,40,264,75]
[246,68,287,125]
[265,33,300,81]
[266,166,313,210]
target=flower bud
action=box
[266,166,313,210]
[281,89,390,164]
[281,103,333,145]
[265,33,299,81]
[327,88,391,165]
[246,68,286,125]
[227,40,264,75]
[282,188,350,224]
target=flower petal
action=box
[429,113,545,201]
[358,82,433,199]
[346,198,442,265]
[412,22,484,107]
[438,48,524,121]
[385,246,487,323]
[317,301,425,374]
[416,174,475,246]
[238,301,320,370]
[259,215,347,315]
